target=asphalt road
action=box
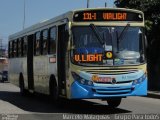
[0,82,160,120]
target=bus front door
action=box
[57,24,69,96]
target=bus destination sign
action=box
[73,10,143,22]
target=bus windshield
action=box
[71,26,145,66]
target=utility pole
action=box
[87,0,90,8]
[105,2,107,7]
[23,0,26,29]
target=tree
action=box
[114,0,160,40]
[114,0,160,90]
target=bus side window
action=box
[10,41,14,58]
[17,38,22,57]
[9,41,12,58]
[35,32,41,56]
[16,39,19,57]
[12,40,16,58]
[21,37,24,57]
[42,29,48,55]
[23,37,27,57]
[8,41,11,58]
[15,40,18,57]
[49,27,56,54]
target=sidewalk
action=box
[147,91,160,99]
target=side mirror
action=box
[70,45,75,50]
[144,35,148,49]
[66,40,72,52]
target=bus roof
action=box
[9,7,143,40]
[9,11,73,40]
[73,7,143,14]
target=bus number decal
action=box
[83,12,97,20]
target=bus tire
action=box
[107,98,122,108]
[19,74,27,96]
[49,76,59,103]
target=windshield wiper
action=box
[116,23,130,52]
[89,24,104,45]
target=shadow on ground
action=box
[0,91,131,114]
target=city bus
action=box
[8,8,147,107]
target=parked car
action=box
[0,71,8,82]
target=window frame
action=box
[12,40,16,58]
[23,36,28,57]
[42,29,49,55]
[8,41,12,58]
[34,31,41,56]
[49,26,57,54]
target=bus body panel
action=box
[9,58,28,88]
[34,56,49,94]
[8,8,147,102]
[33,55,57,94]
[69,63,147,99]
[71,79,147,99]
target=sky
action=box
[0,0,114,48]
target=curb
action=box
[147,91,160,99]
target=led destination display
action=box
[73,10,143,22]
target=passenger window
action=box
[17,39,22,57]
[21,38,24,57]
[49,27,56,54]
[35,32,41,55]
[12,40,17,58]
[42,29,48,55]
[9,41,12,58]
[16,39,19,57]
[23,37,27,57]
[12,41,14,57]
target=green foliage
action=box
[114,0,160,42]
[145,20,153,31]
[115,0,160,21]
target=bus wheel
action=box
[19,74,27,96]
[106,98,122,108]
[49,77,59,103]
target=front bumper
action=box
[71,79,147,99]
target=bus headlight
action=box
[132,74,146,86]
[71,72,93,86]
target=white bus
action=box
[8,8,147,107]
